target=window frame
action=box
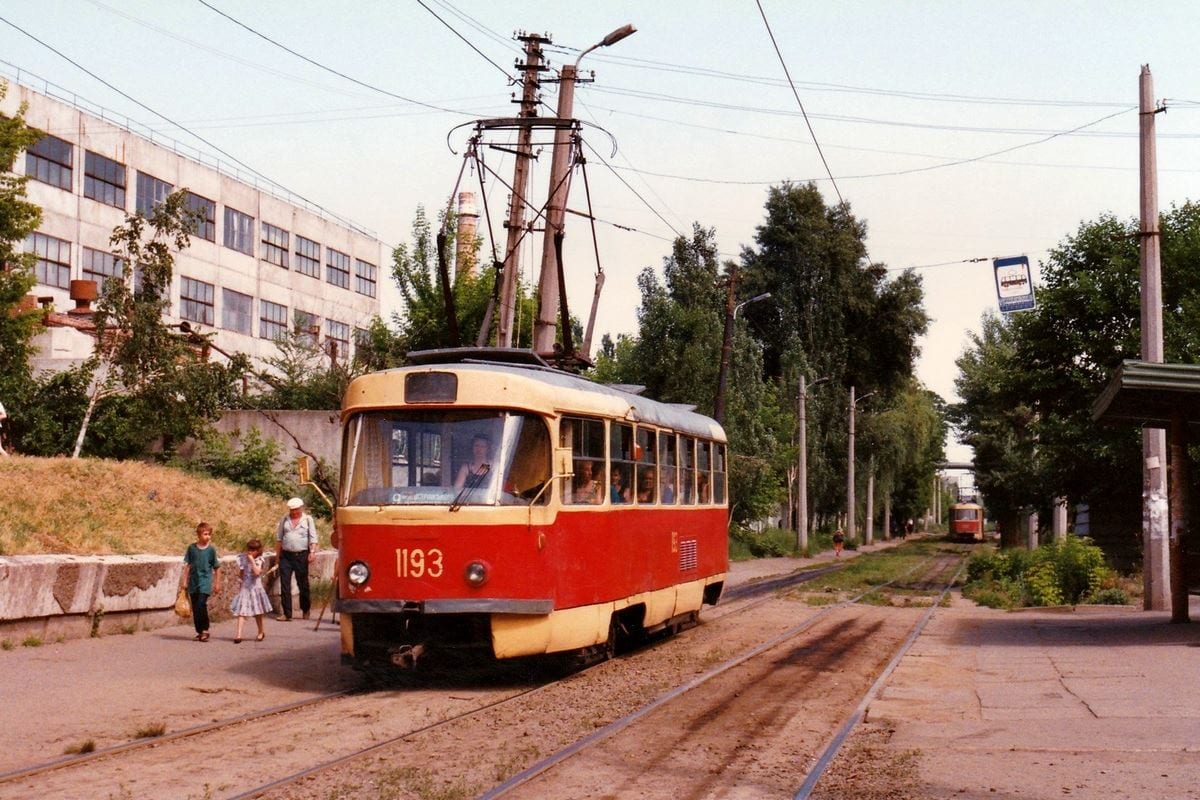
[221,287,253,335]
[326,247,350,289]
[28,232,72,289]
[184,192,216,242]
[294,235,320,278]
[179,276,215,326]
[354,258,377,297]
[223,206,255,255]
[261,222,290,268]
[136,171,174,216]
[259,299,288,341]
[26,135,73,191]
[83,150,125,208]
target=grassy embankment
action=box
[0,455,291,556]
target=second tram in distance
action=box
[333,350,729,670]
[949,501,986,542]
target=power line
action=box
[599,106,1137,185]
[0,13,364,233]
[195,0,472,116]
[754,0,846,210]
[415,0,511,80]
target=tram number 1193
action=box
[396,548,444,578]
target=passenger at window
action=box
[636,468,656,503]
[659,468,675,503]
[697,473,710,503]
[572,460,603,504]
[454,433,492,489]
[610,467,630,504]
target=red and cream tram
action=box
[949,502,985,542]
[333,351,729,670]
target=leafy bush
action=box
[963,537,1120,608]
[175,428,292,497]
[730,525,797,558]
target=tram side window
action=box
[697,440,712,504]
[713,443,728,504]
[657,432,677,505]
[610,421,635,504]
[562,416,605,505]
[635,426,658,504]
[680,436,696,504]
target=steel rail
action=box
[793,556,968,799]
[0,688,357,785]
[478,554,949,799]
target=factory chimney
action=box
[455,191,479,278]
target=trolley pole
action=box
[496,33,546,348]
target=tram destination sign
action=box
[993,255,1036,314]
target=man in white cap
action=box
[274,497,318,621]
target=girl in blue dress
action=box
[230,539,272,643]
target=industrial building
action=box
[1,69,385,370]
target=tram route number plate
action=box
[396,548,444,578]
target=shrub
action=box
[176,428,292,497]
[963,537,1119,608]
[729,525,797,558]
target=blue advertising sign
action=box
[993,256,1036,313]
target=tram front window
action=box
[341,410,551,507]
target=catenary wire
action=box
[0,13,365,233]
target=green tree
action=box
[0,84,45,421]
[73,189,249,458]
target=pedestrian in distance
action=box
[230,539,272,643]
[181,521,221,642]
[274,497,318,621]
[833,526,845,557]
[0,398,8,456]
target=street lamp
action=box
[714,285,771,424]
[797,374,828,552]
[847,386,876,542]
[735,292,771,319]
[533,24,637,354]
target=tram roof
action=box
[344,358,726,442]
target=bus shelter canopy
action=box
[1092,360,1200,428]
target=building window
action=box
[354,258,377,297]
[83,151,125,208]
[262,222,289,268]
[136,171,173,216]
[326,319,350,362]
[221,288,253,335]
[294,235,320,278]
[294,309,320,346]
[26,135,73,191]
[27,232,71,288]
[81,247,123,291]
[180,276,215,326]
[223,206,254,255]
[185,193,216,242]
[326,248,350,289]
[260,299,288,341]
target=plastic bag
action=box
[174,587,192,618]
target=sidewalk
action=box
[866,597,1200,799]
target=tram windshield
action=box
[341,409,552,507]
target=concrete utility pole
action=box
[532,24,635,355]
[1139,64,1170,611]
[496,33,547,348]
[865,455,875,545]
[846,387,874,541]
[796,374,826,552]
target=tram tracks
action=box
[2,547,966,800]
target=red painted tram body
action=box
[949,502,985,542]
[333,353,729,670]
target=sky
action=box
[2,1,1199,462]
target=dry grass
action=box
[0,455,290,556]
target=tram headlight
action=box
[464,560,489,587]
[347,560,371,586]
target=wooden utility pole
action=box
[1139,64,1170,611]
[713,268,736,425]
[847,386,857,541]
[796,373,809,553]
[496,33,546,348]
